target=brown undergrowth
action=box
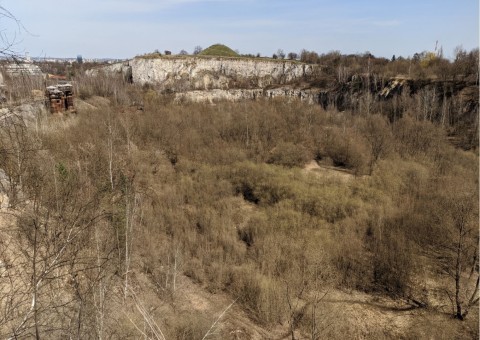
[0,82,477,338]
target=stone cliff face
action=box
[174,87,322,104]
[89,57,315,91]
[86,62,132,81]
[130,57,315,90]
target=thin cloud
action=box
[90,0,241,13]
[371,20,401,27]
[3,0,478,59]
[215,19,286,29]
[13,0,240,15]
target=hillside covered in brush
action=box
[0,50,478,338]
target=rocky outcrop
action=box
[131,57,314,90]
[174,87,325,104]
[86,61,132,81]
[175,89,264,103]
[5,63,43,77]
[89,57,316,91]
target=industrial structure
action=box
[45,83,76,114]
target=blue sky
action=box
[1,0,478,59]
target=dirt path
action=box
[303,160,355,182]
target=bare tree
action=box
[0,112,35,208]
[193,46,203,55]
[360,114,392,174]
[421,175,479,320]
[3,162,110,338]
[287,52,298,60]
[0,6,25,58]
[444,192,479,320]
[300,49,319,64]
[104,111,117,191]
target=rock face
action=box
[5,63,43,77]
[175,87,322,104]
[86,61,132,81]
[175,89,264,103]
[89,57,316,91]
[131,57,314,90]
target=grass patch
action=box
[199,44,239,57]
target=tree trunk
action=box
[33,220,40,339]
[454,223,464,320]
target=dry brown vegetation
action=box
[0,69,478,339]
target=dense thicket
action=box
[300,48,479,150]
[0,72,478,338]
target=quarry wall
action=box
[88,57,316,91]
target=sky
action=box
[0,0,478,60]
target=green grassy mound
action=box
[199,44,239,57]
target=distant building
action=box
[77,55,83,64]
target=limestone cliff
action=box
[131,57,314,90]
[88,57,316,91]
[86,61,132,81]
[174,87,322,104]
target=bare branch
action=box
[202,298,238,340]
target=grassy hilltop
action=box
[198,44,240,57]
